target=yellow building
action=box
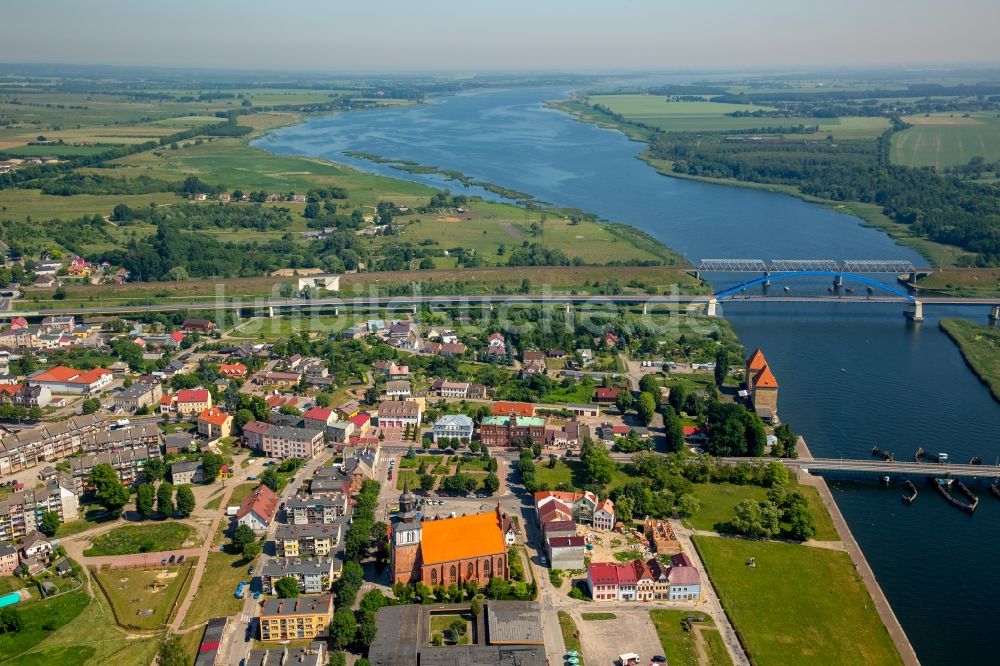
[259,596,332,642]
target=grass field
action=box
[649,609,730,666]
[83,523,197,556]
[694,536,902,666]
[0,590,91,662]
[580,612,616,621]
[92,561,196,630]
[557,611,585,666]
[181,551,249,629]
[689,482,838,541]
[585,95,886,137]
[532,459,631,492]
[940,318,1000,403]
[891,113,1000,168]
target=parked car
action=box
[652,657,667,664]
[168,554,176,564]
[248,566,255,576]
[161,557,167,565]
[177,555,185,564]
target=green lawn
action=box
[694,536,902,666]
[57,505,118,538]
[892,114,1000,168]
[532,458,631,492]
[941,318,1000,403]
[428,613,472,645]
[689,481,839,542]
[649,609,730,666]
[92,561,196,630]
[395,470,423,491]
[557,611,584,666]
[0,590,91,662]
[580,612,616,621]
[182,551,249,629]
[83,523,197,556]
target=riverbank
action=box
[548,97,972,269]
[795,437,920,665]
[940,318,1000,403]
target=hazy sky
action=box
[3,0,998,71]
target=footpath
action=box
[796,438,921,666]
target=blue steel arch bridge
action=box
[696,258,928,319]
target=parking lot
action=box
[571,609,665,666]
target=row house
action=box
[0,475,78,541]
[479,415,546,448]
[275,523,342,557]
[285,494,348,525]
[587,555,702,602]
[535,490,599,525]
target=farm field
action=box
[891,113,1000,168]
[82,523,197,557]
[92,560,197,630]
[584,95,888,137]
[694,536,902,666]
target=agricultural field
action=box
[92,560,197,630]
[891,113,1000,168]
[694,536,902,666]
[583,94,888,138]
[82,523,197,557]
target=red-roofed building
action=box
[303,407,335,430]
[241,420,273,449]
[159,394,176,414]
[587,562,620,601]
[745,348,779,421]
[176,388,211,415]
[29,365,112,394]
[682,425,707,441]
[9,317,28,331]
[169,331,185,344]
[491,401,535,418]
[236,485,279,533]
[594,387,621,403]
[218,363,247,378]
[351,412,371,435]
[197,407,233,439]
[587,556,701,602]
[593,498,616,531]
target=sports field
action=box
[891,113,1000,168]
[587,94,887,137]
[92,561,197,630]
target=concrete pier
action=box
[707,298,719,317]
[904,300,923,322]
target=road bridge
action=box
[719,456,1000,482]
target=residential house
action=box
[485,332,506,358]
[175,388,212,415]
[258,596,333,643]
[0,383,52,409]
[163,432,197,455]
[260,426,324,460]
[218,363,247,378]
[0,544,18,576]
[373,360,408,378]
[0,476,79,542]
[241,420,273,449]
[535,490,598,525]
[586,556,700,602]
[594,387,621,403]
[383,380,411,399]
[171,460,204,485]
[593,498,616,531]
[114,382,162,413]
[302,407,336,431]
[431,414,474,442]
[275,523,341,557]
[197,407,233,439]
[351,413,371,436]
[260,558,337,595]
[182,318,215,333]
[326,420,354,444]
[236,485,280,533]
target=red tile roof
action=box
[588,562,619,586]
[303,407,333,422]
[236,485,279,523]
[754,365,778,389]
[176,389,209,403]
[492,401,535,417]
[197,407,231,427]
[351,413,370,427]
[594,387,621,401]
[746,347,768,373]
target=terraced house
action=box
[0,474,78,541]
[275,523,342,557]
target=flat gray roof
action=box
[487,601,544,645]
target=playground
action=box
[91,560,197,631]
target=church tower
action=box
[391,482,422,583]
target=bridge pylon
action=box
[904,300,923,322]
[707,298,719,317]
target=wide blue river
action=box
[256,87,1000,665]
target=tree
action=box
[615,495,635,523]
[668,384,687,413]
[582,440,615,487]
[39,511,60,537]
[357,610,378,647]
[200,452,224,483]
[175,484,196,517]
[143,457,166,482]
[483,473,500,495]
[0,608,22,634]
[676,493,701,518]
[714,349,730,386]
[786,501,817,541]
[81,398,101,414]
[89,463,130,517]
[763,460,790,488]
[136,483,155,518]
[158,636,187,666]
[232,524,256,552]
[638,374,659,394]
[731,499,780,538]
[615,390,634,413]
[662,405,685,453]
[273,576,299,598]
[260,468,280,492]
[157,482,174,516]
[330,608,357,650]
[470,596,481,618]
[419,473,435,492]
[636,392,656,426]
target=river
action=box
[255,87,1000,665]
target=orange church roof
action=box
[754,365,779,389]
[419,511,506,566]
[746,348,768,372]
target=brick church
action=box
[391,485,510,587]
